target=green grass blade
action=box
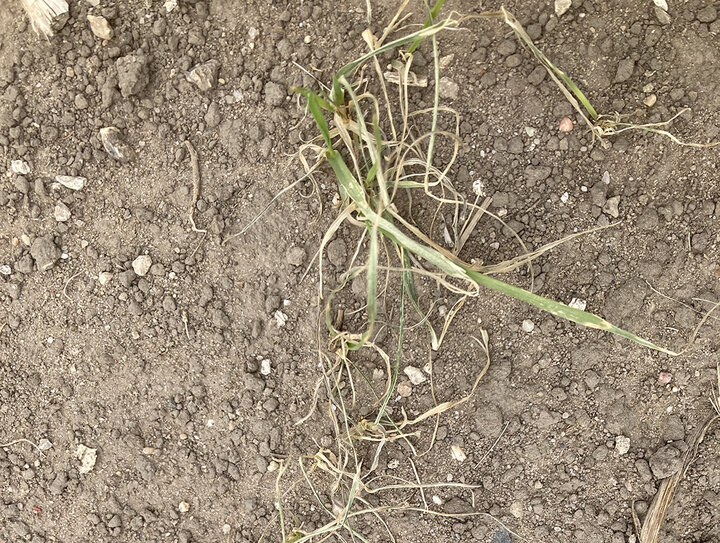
[332,17,453,105]
[408,0,447,54]
[324,148,675,355]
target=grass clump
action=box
[239,2,720,541]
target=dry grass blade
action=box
[633,410,719,543]
[21,0,68,38]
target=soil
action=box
[1,1,720,542]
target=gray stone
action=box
[327,239,347,267]
[474,403,504,437]
[204,102,222,128]
[30,236,61,271]
[187,60,220,91]
[116,54,150,97]
[524,165,552,184]
[649,444,683,479]
[286,246,306,266]
[614,59,635,83]
[264,81,286,107]
[697,6,717,23]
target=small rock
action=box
[75,444,97,474]
[655,6,671,24]
[327,239,347,267]
[475,404,504,437]
[264,81,286,107]
[87,14,113,40]
[555,0,572,17]
[649,444,683,479]
[524,165,552,184]
[116,53,150,98]
[397,381,412,397]
[558,116,574,132]
[615,435,631,455]
[286,246,306,266]
[54,201,71,222]
[98,272,113,286]
[55,175,85,190]
[603,196,621,218]
[204,102,222,128]
[658,371,672,385]
[522,319,535,332]
[30,236,61,271]
[186,60,220,91]
[644,94,657,107]
[49,471,69,495]
[11,160,30,175]
[568,298,587,311]
[0,264,11,275]
[100,127,134,163]
[178,501,190,513]
[450,445,467,462]
[614,59,635,83]
[132,255,152,276]
[403,366,427,385]
[260,359,271,375]
[438,77,459,100]
[697,6,717,23]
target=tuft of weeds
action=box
[236,3,720,541]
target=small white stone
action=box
[274,310,288,327]
[132,255,152,276]
[54,202,72,222]
[403,366,427,385]
[432,495,444,505]
[560,191,569,204]
[568,298,587,311]
[438,77,459,100]
[87,14,113,40]
[522,319,535,333]
[11,160,30,175]
[524,126,537,137]
[387,458,400,469]
[472,179,486,197]
[164,0,178,12]
[222,524,232,535]
[56,175,86,190]
[602,171,611,185]
[98,272,113,286]
[450,445,466,462]
[260,359,272,375]
[397,381,412,397]
[555,0,572,17]
[615,435,630,455]
[178,501,190,513]
[0,264,11,275]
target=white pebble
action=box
[11,160,30,175]
[560,192,569,204]
[98,272,113,286]
[615,435,630,455]
[55,175,86,191]
[403,366,426,385]
[450,445,467,462]
[522,319,535,333]
[260,359,272,375]
[54,202,72,222]
[568,298,587,311]
[178,501,190,513]
[132,255,152,276]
